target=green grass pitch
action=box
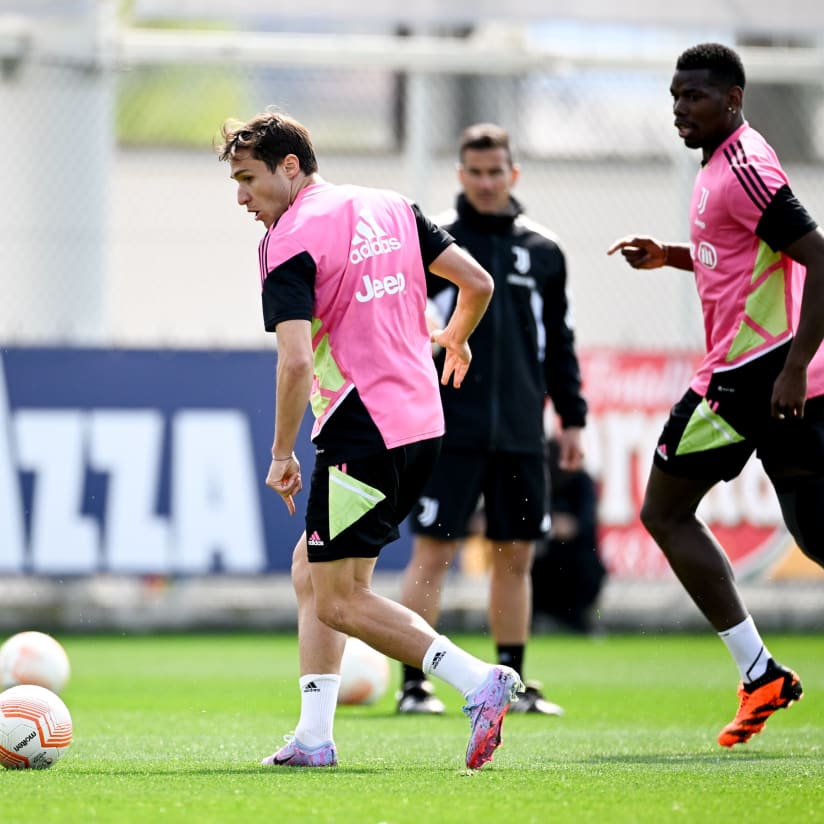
[3,631,823,823]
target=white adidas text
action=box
[349,236,401,264]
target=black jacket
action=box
[429,193,587,454]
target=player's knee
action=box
[410,538,458,575]
[314,597,349,633]
[639,497,668,543]
[489,542,533,576]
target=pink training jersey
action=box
[261,181,445,449]
[688,122,824,397]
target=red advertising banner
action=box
[574,349,797,581]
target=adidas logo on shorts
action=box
[308,531,324,546]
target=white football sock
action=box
[422,634,493,698]
[294,674,340,747]
[719,616,770,683]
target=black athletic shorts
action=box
[410,448,547,542]
[654,342,824,482]
[304,437,441,562]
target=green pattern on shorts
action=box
[328,466,387,539]
[675,398,745,455]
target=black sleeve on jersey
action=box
[412,203,454,268]
[756,184,818,252]
[261,251,316,332]
[542,251,588,429]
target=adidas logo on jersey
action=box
[349,208,401,264]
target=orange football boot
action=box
[718,659,803,748]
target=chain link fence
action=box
[2,5,824,352]
[2,4,824,613]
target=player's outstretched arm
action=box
[607,236,693,271]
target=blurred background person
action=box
[397,122,588,716]
[531,437,606,635]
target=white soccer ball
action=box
[0,631,71,694]
[338,637,390,706]
[0,684,73,769]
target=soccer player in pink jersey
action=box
[217,110,524,769]
[608,43,824,747]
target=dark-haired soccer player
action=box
[217,110,523,770]
[609,42,824,747]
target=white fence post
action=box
[0,0,115,344]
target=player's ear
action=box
[282,154,300,177]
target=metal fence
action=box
[2,4,824,620]
[2,5,824,352]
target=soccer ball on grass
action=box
[338,637,390,705]
[0,684,73,769]
[0,630,71,693]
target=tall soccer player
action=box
[609,43,824,747]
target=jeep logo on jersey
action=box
[349,209,402,264]
[355,273,406,303]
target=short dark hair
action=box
[676,43,746,90]
[216,110,319,174]
[458,122,513,165]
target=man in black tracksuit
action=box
[398,123,588,715]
